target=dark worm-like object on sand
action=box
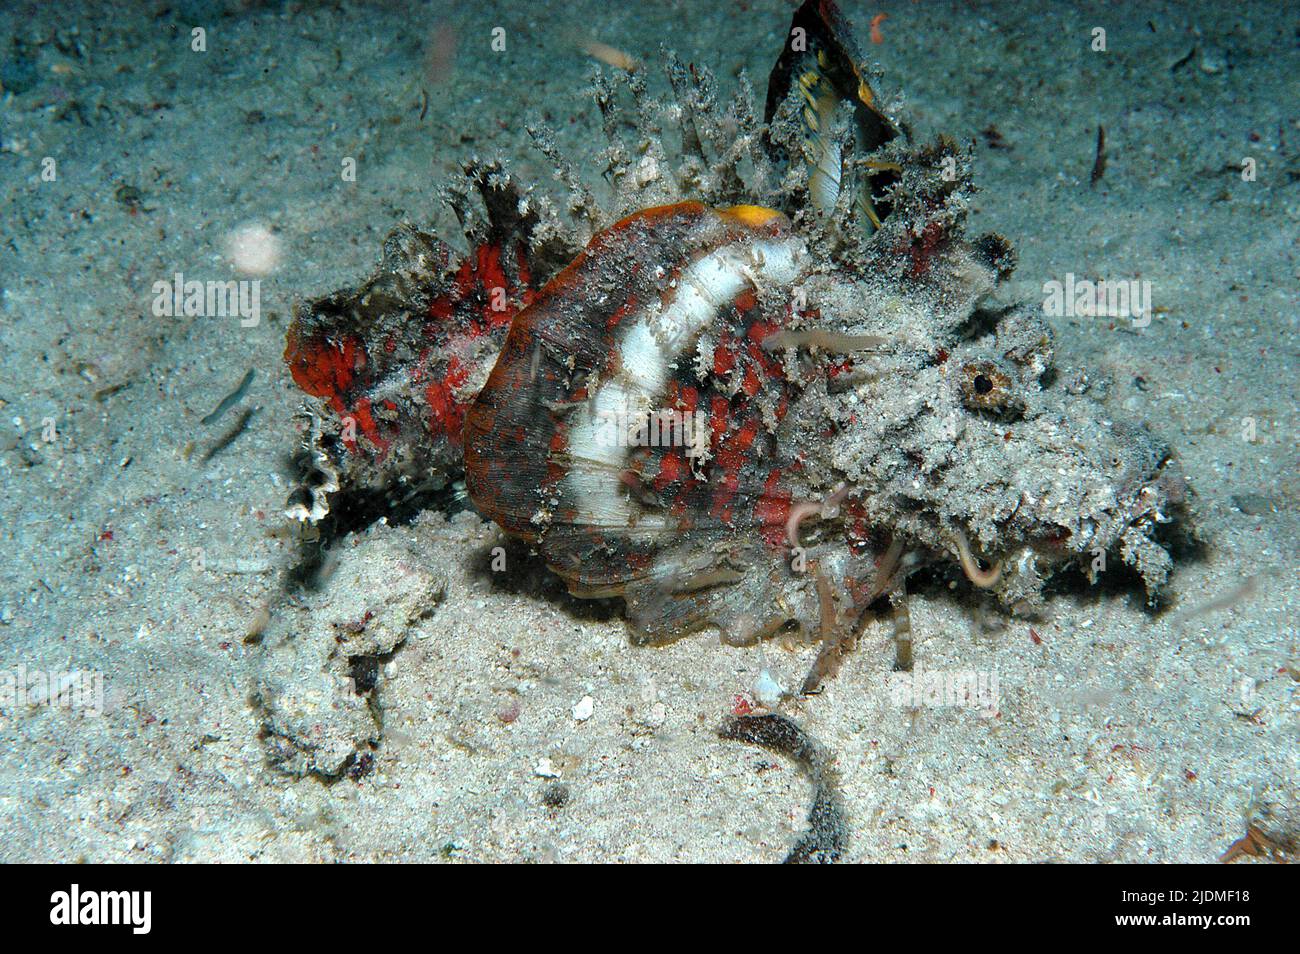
[719,713,846,864]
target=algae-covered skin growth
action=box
[0,0,1294,870]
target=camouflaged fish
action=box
[284,0,1190,689]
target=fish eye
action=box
[959,361,1023,418]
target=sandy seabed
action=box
[0,0,1295,862]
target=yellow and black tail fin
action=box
[764,0,900,228]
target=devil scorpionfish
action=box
[283,0,1191,694]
